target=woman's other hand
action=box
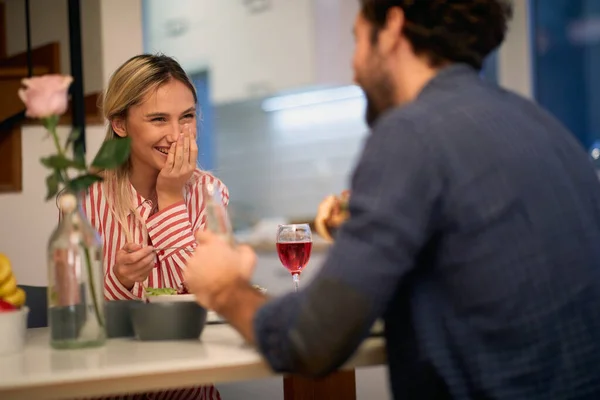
[113,243,156,290]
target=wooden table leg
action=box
[283,369,356,400]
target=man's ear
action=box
[111,117,127,138]
[378,6,405,55]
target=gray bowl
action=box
[104,300,141,338]
[130,301,207,341]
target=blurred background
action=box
[0,0,597,397]
[0,0,531,238]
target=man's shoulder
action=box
[373,81,555,144]
[370,96,454,141]
[367,105,433,151]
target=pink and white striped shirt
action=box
[82,169,229,301]
[80,169,228,400]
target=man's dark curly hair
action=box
[359,0,513,70]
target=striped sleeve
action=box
[145,173,230,289]
[146,201,197,259]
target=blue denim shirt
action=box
[253,64,600,399]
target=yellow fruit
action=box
[0,253,11,285]
[0,275,16,298]
[3,287,25,307]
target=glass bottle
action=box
[47,192,106,349]
[202,181,235,245]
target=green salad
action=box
[144,287,178,296]
[144,285,267,296]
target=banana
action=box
[0,253,26,308]
[3,287,25,307]
[0,275,17,298]
[0,253,12,285]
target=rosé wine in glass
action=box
[276,224,312,292]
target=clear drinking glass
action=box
[202,181,234,246]
[276,224,313,292]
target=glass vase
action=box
[47,192,106,349]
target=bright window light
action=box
[262,85,365,112]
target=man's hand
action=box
[184,230,256,311]
[113,243,156,290]
[184,230,266,344]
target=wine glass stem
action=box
[292,273,300,292]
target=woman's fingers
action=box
[122,246,154,264]
[165,142,176,172]
[183,127,191,165]
[130,253,156,281]
[190,133,198,168]
[173,134,185,171]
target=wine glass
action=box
[276,224,313,292]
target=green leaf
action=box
[91,137,131,170]
[67,174,103,194]
[40,154,86,170]
[45,170,62,201]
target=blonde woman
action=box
[83,54,226,400]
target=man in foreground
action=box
[185,1,600,398]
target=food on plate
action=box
[314,190,350,242]
[144,282,191,297]
[252,284,267,294]
[145,283,266,297]
[0,253,26,311]
[144,287,178,296]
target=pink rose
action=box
[18,74,73,119]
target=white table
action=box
[0,325,386,400]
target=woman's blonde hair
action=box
[100,54,198,243]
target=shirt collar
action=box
[128,183,155,219]
[417,62,479,99]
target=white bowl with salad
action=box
[144,287,196,303]
[145,284,267,303]
[144,284,267,324]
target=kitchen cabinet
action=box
[143,0,358,104]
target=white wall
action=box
[312,0,359,85]
[498,0,533,98]
[99,0,144,85]
[144,0,316,103]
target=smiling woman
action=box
[79,54,227,400]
